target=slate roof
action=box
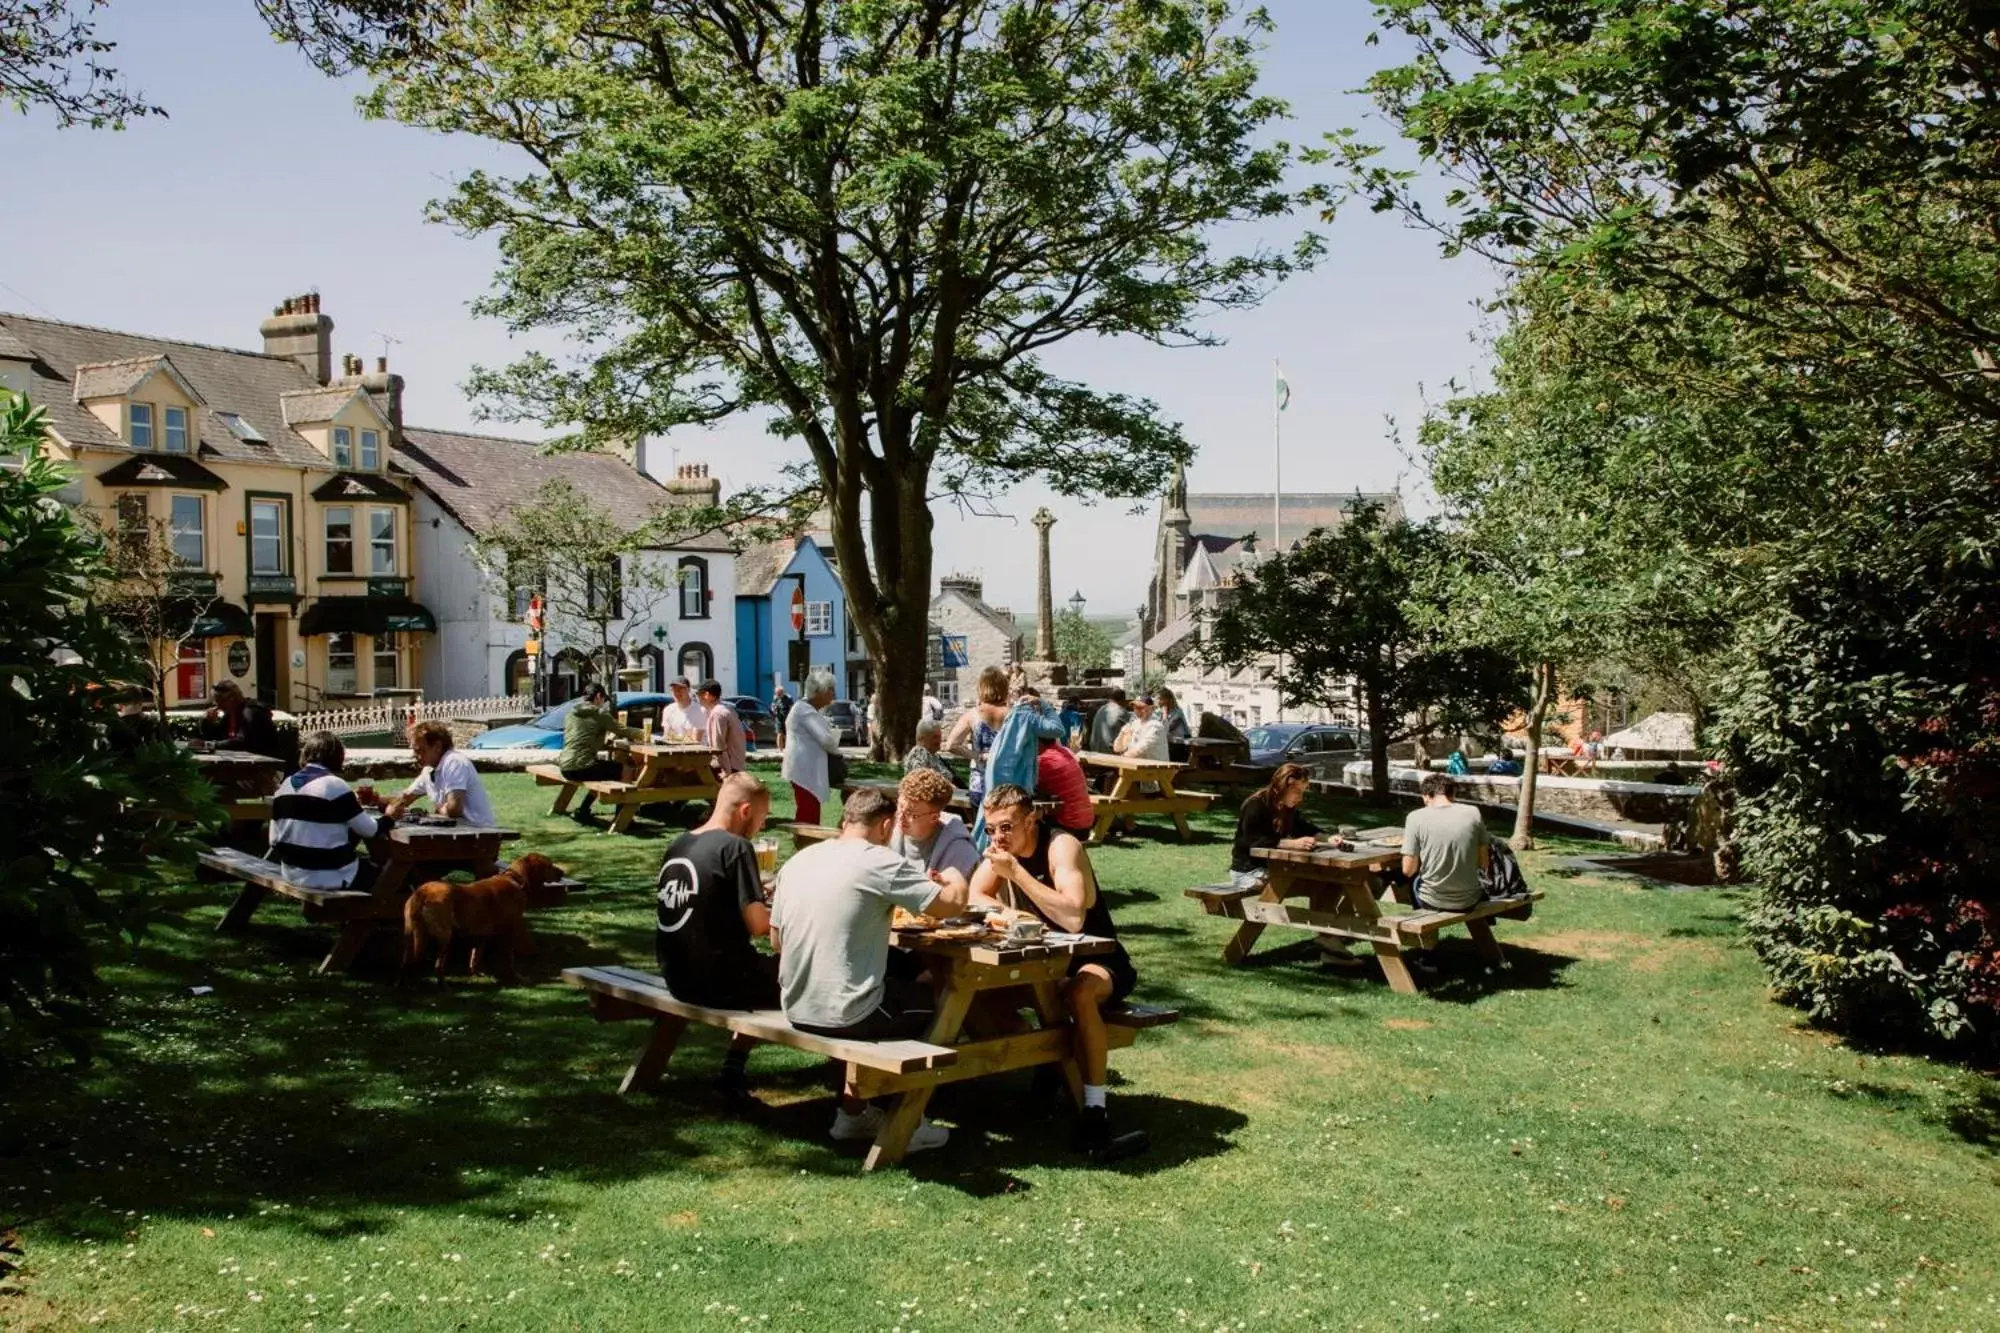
[932,584,1020,644]
[1183,491,1404,547]
[736,536,810,597]
[281,385,377,426]
[394,426,734,551]
[1145,614,1201,660]
[72,354,205,403]
[0,312,336,468]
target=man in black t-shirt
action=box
[655,773,777,1097]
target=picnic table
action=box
[1076,751,1216,844]
[1185,827,1541,994]
[565,925,1177,1171]
[529,742,720,834]
[206,820,524,973]
[187,749,286,819]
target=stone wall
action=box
[1333,762,1698,826]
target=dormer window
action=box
[360,428,380,470]
[164,406,190,453]
[129,403,154,449]
[332,426,353,467]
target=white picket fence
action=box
[293,694,532,739]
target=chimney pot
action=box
[376,355,388,373]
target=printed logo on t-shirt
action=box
[657,857,699,933]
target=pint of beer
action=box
[754,836,779,876]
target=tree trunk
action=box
[830,465,935,759]
[1512,660,1557,850]
[1364,683,1392,806]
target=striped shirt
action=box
[268,765,384,888]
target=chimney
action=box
[260,292,333,385]
[940,573,984,601]
[664,460,721,505]
[359,356,406,444]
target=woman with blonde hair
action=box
[943,665,1012,803]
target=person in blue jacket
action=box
[972,687,1068,847]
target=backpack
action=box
[1482,838,1529,900]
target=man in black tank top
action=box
[969,784,1148,1162]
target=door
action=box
[254,613,288,707]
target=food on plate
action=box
[891,907,940,931]
[931,924,989,941]
[1371,834,1405,849]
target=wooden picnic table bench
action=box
[199,822,536,974]
[1186,833,1542,994]
[1076,751,1216,844]
[528,741,720,834]
[565,930,1178,1172]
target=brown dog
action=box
[400,852,565,986]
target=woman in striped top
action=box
[269,731,391,890]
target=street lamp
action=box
[1068,589,1086,617]
[1135,602,1147,688]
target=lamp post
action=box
[1069,589,1086,617]
[1135,602,1147,688]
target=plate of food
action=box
[930,924,990,941]
[891,907,940,931]
[1369,834,1404,849]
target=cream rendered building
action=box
[1,295,434,710]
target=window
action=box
[937,680,961,708]
[679,643,712,683]
[163,406,190,453]
[250,498,287,575]
[128,403,154,449]
[368,507,396,574]
[586,559,622,619]
[169,494,204,566]
[217,411,265,443]
[175,641,207,701]
[678,557,709,619]
[359,428,380,470]
[804,600,832,637]
[326,632,358,694]
[331,426,353,467]
[372,632,399,690]
[115,492,148,555]
[323,506,353,575]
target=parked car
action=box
[1244,722,1370,779]
[822,698,868,746]
[465,691,675,750]
[726,695,778,749]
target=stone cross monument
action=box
[1023,507,1068,688]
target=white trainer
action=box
[829,1105,886,1141]
[906,1119,950,1154]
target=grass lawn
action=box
[3,767,1997,1331]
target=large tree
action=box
[1200,502,1526,805]
[1347,0,2000,1048]
[266,0,1321,753]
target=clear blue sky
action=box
[2,1,1495,622]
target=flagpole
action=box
[1273,358,1284,723]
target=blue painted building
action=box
[733,535,851,701]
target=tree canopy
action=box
[1,0,162,128]
[267,0,1323,754]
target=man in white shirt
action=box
[1113,694,1171,794]
[385,721,498,828]
[661,676,709,740]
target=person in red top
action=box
[1035,736,1095,839]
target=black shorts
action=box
[792,973,936,1041]
[1070,943,1137,1004]
[661,954,780,1011]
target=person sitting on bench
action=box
[1228,762,1321,891]
[970,784,1148,1161]
[270,730,392,891]
[558,683,644,822]
[384,722,497,828]
[889,768,979,891]
[656,772,778,1096]
[1402,773,1492,972]
[770,786,969,1150]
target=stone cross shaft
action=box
[1032,507,1057,661]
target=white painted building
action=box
[398,428,736,702]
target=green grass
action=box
[3,768,1997,1331]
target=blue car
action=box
[465,692,676,750]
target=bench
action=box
[779,820,838,848]
[1088,789,1217,843]
[563,964,1180,1165]
[199,846,391,974]
[564,964,960,1094]
[529,762,713,832]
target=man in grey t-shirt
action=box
[1401,773,1491,912]
[771,787,970,1150]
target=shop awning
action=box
[190,599,255,640]
[298,595,437,637]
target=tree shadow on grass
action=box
[1826,1079,2000,1154]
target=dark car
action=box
[1244,722,1370,779]
[823,698,868,746]
[726,695,778,749]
